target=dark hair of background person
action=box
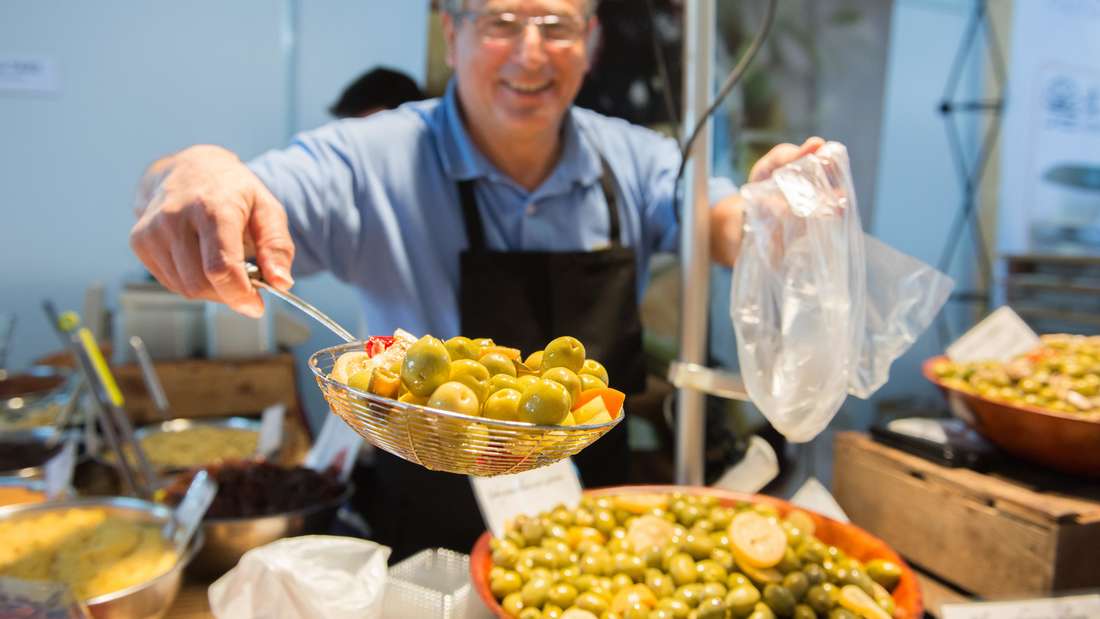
[329,67,426,118]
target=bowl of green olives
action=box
[309,334,624,477]
[924,336,1100,477]
[471,486,922,619]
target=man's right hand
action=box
[129,144,295,318]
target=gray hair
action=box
[443,0,598,16]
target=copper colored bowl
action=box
[923,356,1100,477]
[470,485,923,619]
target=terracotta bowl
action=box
[471,485,923,619]
[923,356,1100,478]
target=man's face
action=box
[444,0,594,138]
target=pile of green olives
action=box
[932,333,1100,416]
[485,493,903,619]
[332,334,614,426]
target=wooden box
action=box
[833,431,1100,597]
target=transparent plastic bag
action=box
[208,535,390,619]
[731,142,953,442]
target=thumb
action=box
[249,185,295,290]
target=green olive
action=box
[657,598,691,619]
[517,608,542,619]
[579,358,610,384]
[502,592,524,615]
[728,573,751,589]
[645,571,676,598]
[828,609,858,619]
[674,583,705,608]
[865,559,902,591]
[683,531,716,561]
[806,584,837,614]
[542,366,582,407]
[427,381,479,416]
[725,583,760,617]
[581,551,612,576]
[748,602,776,619]
[575,591,610,614]
[490,570,523,598]
[449,358,490,402]
[483,388,523,421]
[519,378,572,425]
[782,572,809,600]
[542,336,586,373]
[701,582,727,600]
[611,573,634,592]
[492,544,519,568]
[696,597,728,619]
[524,350,544,372]
[709,507,734,530]
[613,553,646,582]
[402,335,452,397]
[547,582,578,608]
[517,374,540,390]
[777,547,801,573]
[669,553,698,587]
[580,373,607,391]
[710,548,735,573]
[444,336,479,361]
[803,563,826,586]
[792,604,816,619]
[798,539,827,565]
[695,559,727,584]
[521,576,551,608]
[481,351,518,377]
[522,517,546,545]
[762,584,796,617]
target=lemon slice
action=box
[729,511,786,568]
[838,584,892,619]
[330,351,373,384]
[625,515,676,554]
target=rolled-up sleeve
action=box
[247,122,364,279]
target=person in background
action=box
[328,67,426,119]
[130,0,824,560]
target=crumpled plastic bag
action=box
[731,142,953,442]
[208,536,390,619]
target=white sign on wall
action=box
[0,55,59,93]
[998,1,1100,258]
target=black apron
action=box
[370,160,646,561]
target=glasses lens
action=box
[539,15,582,42]
[477,12,523,40]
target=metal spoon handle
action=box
[244,262,357,343]
[130,336,170,420]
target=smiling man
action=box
[130,0,822,557]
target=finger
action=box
[248,185,295,290]
[130,218,185,295]
[748,143,801,183]
[169,223,219,301]
[192,201,264,318]
[798,136,826,156]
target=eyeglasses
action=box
[457,10,588,47]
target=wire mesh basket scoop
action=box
[246,263,623,477]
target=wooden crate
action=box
[833,432,1100,597]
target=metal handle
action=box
[130,336,171,420]
[244,262,357,343]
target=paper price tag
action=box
[946,306,1041,363]
[711,436,779,494]
[789,477,849,523]
[256,403,286,458]
[168,470,217,553]
[471,459,583,538]
[44,438,76,499]
[942,593,1100,619]
[305,414,362,482]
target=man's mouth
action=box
[503,80,553,95]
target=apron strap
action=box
[457,156,625,252]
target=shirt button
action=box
[525,203,537,216]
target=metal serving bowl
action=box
[0,476,70,507]
[99,416,262,474]
[0,497,203,619]
[309,341,623,477]
[0,427,67,479]
[0,367,70,432]
[187,484,352,577]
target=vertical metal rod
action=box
[675,0,715,486]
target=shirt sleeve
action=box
[638,131,739,253]
[247,121,366,279]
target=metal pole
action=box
[675,0,714,486]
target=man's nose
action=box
[514,22,548,68]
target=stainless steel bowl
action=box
[0,427,67,479]
[0,496,203,619]
[189,484,352,577]
[99,416,262,474]
[0,367,70,432]
[0,476,71,506]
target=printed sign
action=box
[471,459,583,538]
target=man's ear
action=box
[442,12,458,68]
[584,16,601,73]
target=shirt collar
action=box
[434,80,604,192]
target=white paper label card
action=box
[305,414,362,482]
[946,306,1041,363]
[471,459,583,538]
[711,436,779,494]
[44,438,77,499]
[256,403,286,458]
[169,470,217,552]
[942,593,1100,619]
[790,477,849,523]
[0,56,59,93]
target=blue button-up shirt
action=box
[249,82,736,340]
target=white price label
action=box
[471,459,583,538]
[256,403,286,458]
[168,470,217,553]
[711,436,779,494]
[789,477,849,523]
[946,306,1040,363]
[44,438,76,499]
[942,593,1100,619]
[305,414,362,482]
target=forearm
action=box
[709,193,744,267]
